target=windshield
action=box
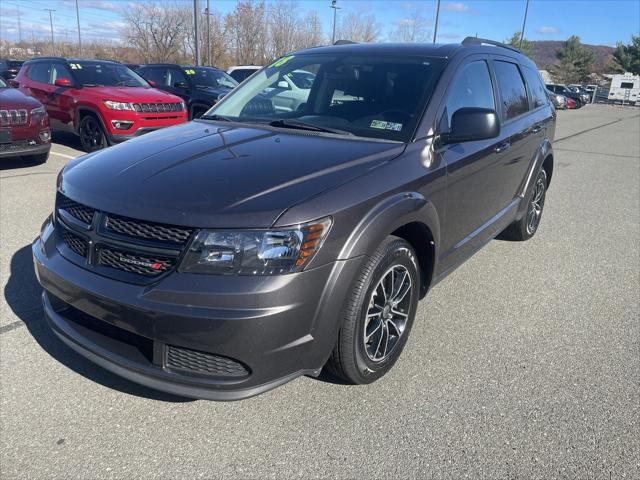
[73,62,149,87]
[0,77,7,88]
[188,67,238,89]
[207,54,444,142]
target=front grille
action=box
[132,103,182,113]
[105,214,192,245]
[59,196,95,225]
[61,229,89,257]
[166,345,250,378]
[97,246,175,277]
[0,109,28,126]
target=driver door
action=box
[435,57,510,271]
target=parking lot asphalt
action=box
[1,105,638,479]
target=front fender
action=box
[338,191,441,266]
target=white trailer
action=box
[608,72,640,105]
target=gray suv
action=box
[33,38,555,400]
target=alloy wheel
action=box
[526,176,546,234]
[363,265,412,362]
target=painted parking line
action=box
[50,151,79,160]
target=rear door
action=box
[47,62,76,131]
[490,57,538,206]
[21,62,53,106]
[436,55,509,268]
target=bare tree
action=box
[389,7,430,42]
[299,10,325,48]
[267,1,302,58]
[225,1,267,65]
[123,2,189,63]
[336,11,381,43]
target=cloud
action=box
[443,2,470,12]
[536,26,561,34]
[83,1,121,13]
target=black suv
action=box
[0,59,24,80]
[136,64,238,119]
[33,39,555,401]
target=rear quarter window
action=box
[493,60,529,120]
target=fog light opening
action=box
[111,120,134,130]
[39,130,51,142]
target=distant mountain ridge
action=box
[529,40,615,74]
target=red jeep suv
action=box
[13,58,187,152]
[0,76,51,163]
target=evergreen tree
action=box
[556,35,595,83]
[613,35,640,75]
[506,32,534,59]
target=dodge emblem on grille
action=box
[118,256,163,270]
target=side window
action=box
[27,63,51,83]
[167,68,189,87]
[442,60,495,131]
[141,67,166,86]
[523,67,548,109]
[493,61,529,120]
[50,64,73,85]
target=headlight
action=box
[31,105,46,115]
[103,100,135,111]
[180,217,332,275]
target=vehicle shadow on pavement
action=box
[51,131,83,151]
[4,245,194,403]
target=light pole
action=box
[193,0,200,66]
[330,0,340,44]
[205,0,211,66]
[45,9,55,54]
[433,0,441,44]
[75,0,82,56]
[519,0,530,49]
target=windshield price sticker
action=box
[69,63,82,69]
[184,69,196,75]
[370,120,402,131]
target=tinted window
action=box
[27,63,50,83]
[167,68,189,87]
[523,67,548,109]
[442,60,495,130]
[186,68,237,89]
[494,61,529,120]
[139,67,167,86]
[50,64,73,85]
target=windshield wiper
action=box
[268,119,353,136]
[199,114,232,122]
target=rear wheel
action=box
[501,168,547,241]
[325,236,420,384]
[79,115,107,152]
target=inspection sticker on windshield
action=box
[370,120,402,131]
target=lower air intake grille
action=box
[97,247,174,276]
[166,345,250,378]
[61,229,88,257]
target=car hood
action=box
[61,121,405,228]
[82,86,181,103]
[0,87,41,109]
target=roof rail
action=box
[28,56,67,61]
[334,39,358,45]
[462,37,521,53]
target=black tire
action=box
[30,152,48,165]
[325,236,420,384]
[574,99,582,108]
[501,168,548,241]
[79,114,107,152]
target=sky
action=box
[0,0,638,47]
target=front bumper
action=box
[33,220,363,400]
[0,140,50,159]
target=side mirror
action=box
[174,81,189,89]
[147,79,156,87]
[8,79,19,88]
[441,107,499,145]
[277,80,289,89]
[54,78,73,88]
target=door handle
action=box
[494,141,510,153]
[531,124,543,133]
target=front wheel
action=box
[79,115,107,152]
[325,236,420,384]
